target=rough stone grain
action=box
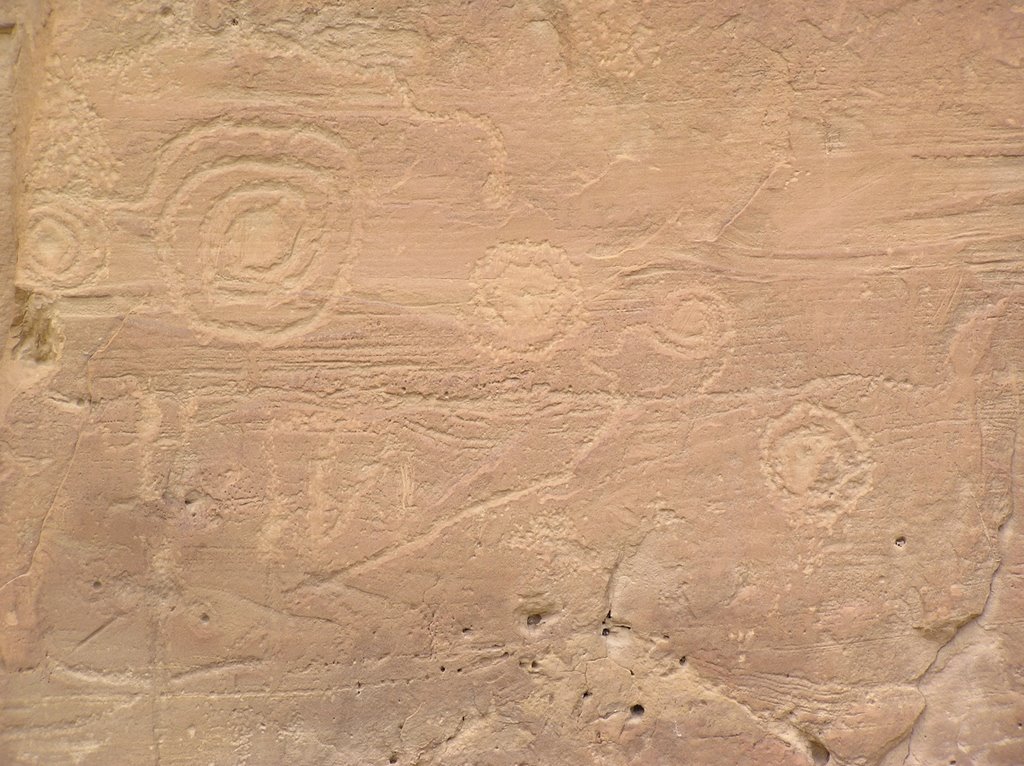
[1,2,1023,765]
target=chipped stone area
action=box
[1,2,1023,765]
[10,288,64,363]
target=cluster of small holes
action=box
[600,609,631,637]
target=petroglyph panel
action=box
[2,2,1024,766]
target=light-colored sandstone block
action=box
[1,2,1023,765]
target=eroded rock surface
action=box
[1,2,1023,764]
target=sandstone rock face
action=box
[1,2,1023,765]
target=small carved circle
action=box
[650,287,732,360]
[20,203,107,289]
[761,403,873,511]
[470,241,582,355]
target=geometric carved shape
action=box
[761,402,874,515]
[21,202,107,289]
[155,122,357,342]
[470,241,582,356]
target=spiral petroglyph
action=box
[154,121,358,342]
[583,271,736,394]
[648,286,733,361]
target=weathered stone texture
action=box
[1,2,1023,764]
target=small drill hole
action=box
[439,666,446,673]
[809,740,830,766]
[388,756,398,764]
[629,704,644,718]
[526,613,542,627]
[894,536,907,548]
[230,17,239,25]
[91,580,102,590]
[601,628,610,636]
[199,612,210,624]
[679,656,687,666]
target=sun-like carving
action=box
[761,403,874,513]
[470,242,582,356]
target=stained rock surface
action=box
[1,2,1023,765]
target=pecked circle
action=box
[650,288,731,359]
[470,242,582,355]
[21,204,106,289]
[29,217,76,274]
[761,403,873,510]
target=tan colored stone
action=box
[2,2,1023,764]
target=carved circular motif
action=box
[155,122,356,342]
[761,403,873,511]
[649,287,732,360]
[470,241,582,355]
[20,203,107,289]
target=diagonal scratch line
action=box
[293,403,630,593]
[1,307,140,594]
[70,614,122,653]
[0,416,85,593]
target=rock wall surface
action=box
[1,2,1023,765]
